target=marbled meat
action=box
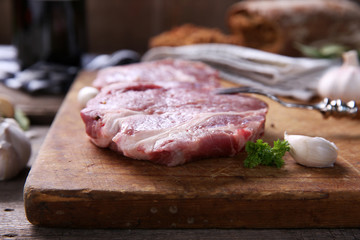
[81,59,268,166]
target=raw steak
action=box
[80,82,268,166]
[92,58,221,89]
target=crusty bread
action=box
[227,0,360,56]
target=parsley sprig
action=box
[244,139,290,168]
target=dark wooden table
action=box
[1,86,360,239]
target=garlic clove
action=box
[0,118,31,180]
[4,119,31,167]
[77,86,99,108]
[284,132,338,168]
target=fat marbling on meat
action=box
[81,80,268,166]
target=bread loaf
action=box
[227,0,360,56]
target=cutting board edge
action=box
[24,188,360,229]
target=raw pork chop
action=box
[81,82,268,166]
[92,58,221,89]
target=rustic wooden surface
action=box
[22,71,360,229]
[0,74,360,238]
[0,84,63,124]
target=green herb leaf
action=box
[14,108,30,131]
[319,44,349,58]
[244,139,290,168]
[295,42,360,59]
[295,43,323,58]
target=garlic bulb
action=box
[317,50,360,102]
[0,118,31,180]
[284,132,338,168]
[77,86,99,108]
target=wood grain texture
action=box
[3,126,360,238]
[0,84,63,124]
[24,71,360,228]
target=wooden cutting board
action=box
[24,71,360,228]
[0,84,63,124]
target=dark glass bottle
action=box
[12,0,86,69]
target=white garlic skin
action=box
[317,50,360,102]
[0,118,31,180]
[284,133,338,168]
[77,86,99,108]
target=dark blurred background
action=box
[0,0,239,54]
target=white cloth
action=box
[142,44,339,100]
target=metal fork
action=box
[216,86,359,119]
